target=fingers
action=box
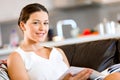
[0,60,7,64]
[63,73,72,80]
[71,68,93,80]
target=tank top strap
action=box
[15,47,32,70]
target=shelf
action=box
[93,0,120,4]
[40,34,120,47]
[0,34,120,56]
[0,47,16,56]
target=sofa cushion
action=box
[58,39,119,72]
[0,60,9,80]
[116,39,120,62]
[71,39,117,72]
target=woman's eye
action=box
[44,22,49,25]
[33,22,39,24]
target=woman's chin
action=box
[38,39,46,42]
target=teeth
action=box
[37,33,44,36]
[39,34,43,36]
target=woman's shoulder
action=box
[8,47,22,59]
[7,47,24,64]
[54,47,64,53]
[7,51,22,62]
[45,46,63,52]
[44,46,64,55]
[53,47,70,67]
[7,52,23,71]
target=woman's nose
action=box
[38,24,45,30]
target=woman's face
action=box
[21,11,49,43]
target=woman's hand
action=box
[63,68,93,80]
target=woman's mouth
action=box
[36,33,45,37]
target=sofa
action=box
[0,38,120,80]
[58,38,120,72]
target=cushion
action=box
[0,60,9,80]
[59,39,119,72]
[71,39,117,71]
[116,39,120,62]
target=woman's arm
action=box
[7,52,29,80]
[104,72,120,80]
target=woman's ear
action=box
[19,21,26,31]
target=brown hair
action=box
[18,3,48,26]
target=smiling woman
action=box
[7,3,69,80]
[6,3,93,80]
[22,11,49,42]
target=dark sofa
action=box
[0,38,120,80]
[58,38,120,72]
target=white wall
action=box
[0,0,54,23]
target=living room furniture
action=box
[0,38,120,80]
[58,38,120,72]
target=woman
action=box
[104,72,120,80]
[7,3,92,80]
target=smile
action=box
[36,33,45,37]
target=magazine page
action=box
[101,63,120,76]
[59,66,105,80]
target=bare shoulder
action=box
[7,51,29,80]
[55,47,66,56]
[7,51,21,62]
[8,51,20,57]
[55,47,65,54]
[7,51,23,67]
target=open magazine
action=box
[59,64,120,80]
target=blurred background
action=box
[0,0,120,47]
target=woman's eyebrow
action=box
[33,19,40,21]
[33,19,49,22]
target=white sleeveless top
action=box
[15,47,68,80]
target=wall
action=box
[49,5,101,38]
[0,0,54,22]
[0,3,120,45]
[1,20,23,45]
[49,3,120,38]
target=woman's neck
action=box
[20,40,44,51]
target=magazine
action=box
[59,64,120,80]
